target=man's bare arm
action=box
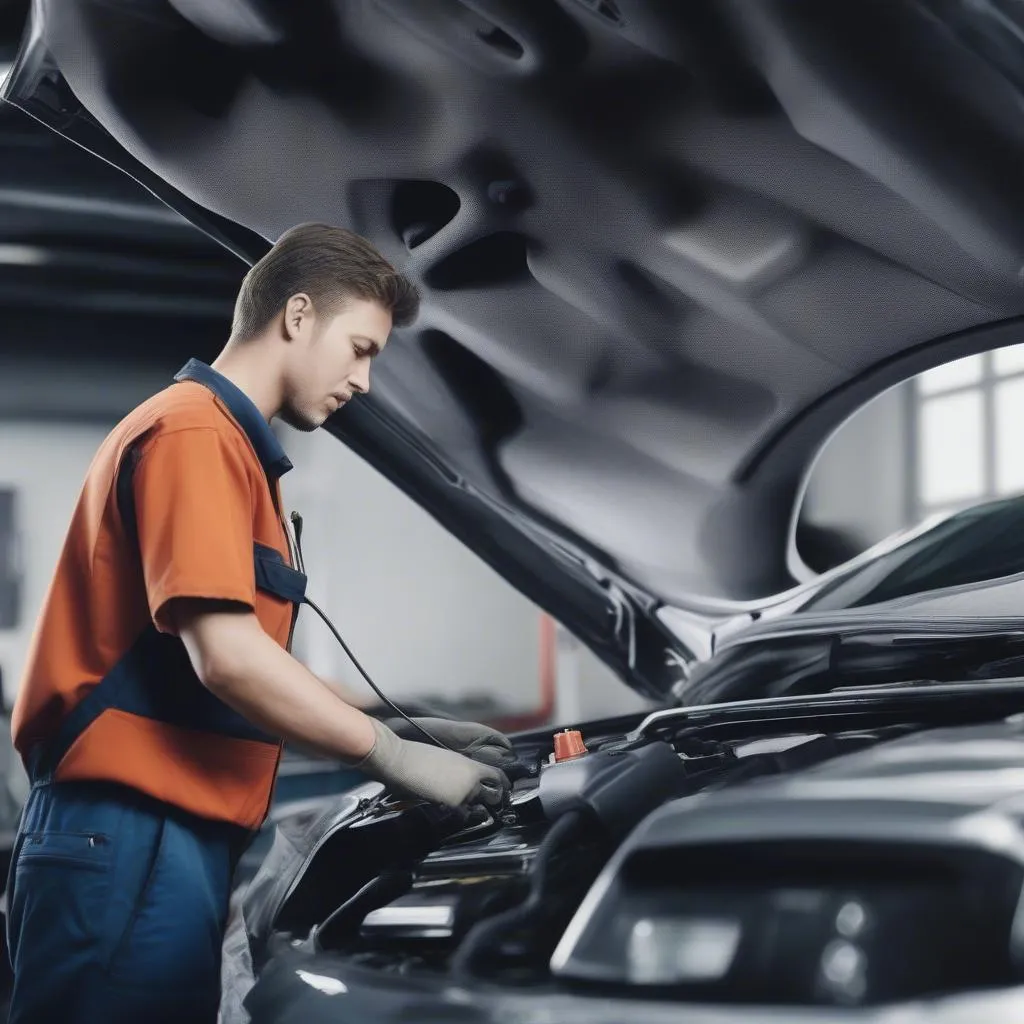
[170,599,377,761]
[170,599,512,810]
[316,675,375,710]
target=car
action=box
[9,0,1024,1020]
[220,491,1024,1020]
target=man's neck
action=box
[210,339,284,423]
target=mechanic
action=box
[5,223,514,1023]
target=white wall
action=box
[0,423,113,706]
[553,628,652,725]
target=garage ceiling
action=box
[0,0,241,364]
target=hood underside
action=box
[9,0,1024,698]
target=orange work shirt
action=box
[11,359,306,830]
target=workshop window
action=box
[0,486,21,630]
[914,343,1024,519]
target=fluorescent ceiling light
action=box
[0,245,49,266]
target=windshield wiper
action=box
[829,678,942,693]
[847,629,1024,646]
[738,615,1024,643]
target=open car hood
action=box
[8,0,1024,701]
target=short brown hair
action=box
[230,222,420,340]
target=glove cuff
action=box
[352,717,401,776]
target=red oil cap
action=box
[553,728,588,762]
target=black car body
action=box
[10,0,1024,1018]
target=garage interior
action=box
[0,0,1022,1017]
[0,0,1017,828]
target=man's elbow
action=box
[193,645,248,696]
[168,599,262,695]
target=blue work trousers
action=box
[5,779,246,1023]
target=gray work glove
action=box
[386,716,515,770]
[355,718,510,809]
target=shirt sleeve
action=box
[131,427,257,634]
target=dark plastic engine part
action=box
[538,740,688,836]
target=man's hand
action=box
[357,719,510,809]
[386,717,515,769]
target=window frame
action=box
[909,347,1024,522]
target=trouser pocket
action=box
[11,828,114,942]
[7,828,114,1022]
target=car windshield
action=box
[796,495,1024,614]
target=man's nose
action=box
[350,366,370,395]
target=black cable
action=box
[313,870,413,950]
[449,809,587,981]
[291,509,452,751]
[302,594,454,752]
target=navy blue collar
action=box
[174,359,293,479]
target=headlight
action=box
[626,916,741,984]
[551,841,1024,1006]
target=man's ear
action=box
[283,293,313,341]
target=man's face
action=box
[279,296,392,431]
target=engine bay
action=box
[239,687,1024,1020]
